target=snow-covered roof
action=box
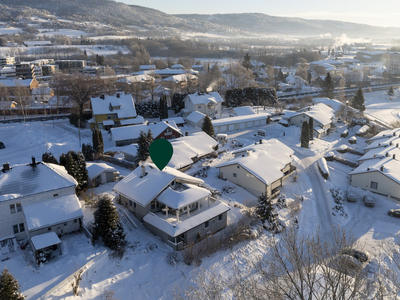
[157,183,210,209]
[162,117,185,125]
[120,116,145,126]
[0,78,35,87]
[365,136,400,151]
[140,65,156,70]
[281,111,298,120]
[31,232,61,251]
[186,111,206,124]
[153,69,198,76]
[113,164,204,207]
[217,144,293,185]
[86,163,118,180]
[350,156,400,184]
[111,121,181,142]
[312,98,348,112]
[143,202,230,237]
[121,144,138,157]
[368,128,400,142]
[212,114,270,127]
[185,92,223,105]
[0,162,77,202]
[163,74,197,83]
[291,103,334,126]
[356,125,370,135]
[24,40,52,47]
[103,120,115,126]
[31,88,52,95]
[231,106,256,116]
[91,94,137,119]
[171,64,184,69]
[358,146,400,162]
[118,75,154,84]
[23,194,83,231]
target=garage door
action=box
[254,121,260,127]
[247,122,253,128]
[229,124,235,131]
[240,122,246,129]
[220,125,228,132]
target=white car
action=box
[346,191,357,202]
[363,195,375,207]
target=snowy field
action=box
[1,116,400,298]
[37,29,88,38]
[364,88,400,126]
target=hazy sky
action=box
[119,0,400,27]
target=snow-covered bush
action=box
[190,166,210,178]
[349,136,357,144]
[317,158,330,179]
[276,194,287,209]
[331,187,345,204]
[324,151,335,161]
[356,125,370,136]
[336,144,348,153]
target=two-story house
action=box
[90,93,144,130]
[183,92,223,118]
[114,164,230,250]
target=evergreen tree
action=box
[351,87,366,113]
[59,153,67,167]
[135,130,152,163]
[159,95,168,120]
[82,143,94,161]
[98,130,104,154]
[93,195,126,251]
[256,194,277,227]
[307,72,312,84]
[76,152,88,190]
[0,268,25,300]
[322,72,335,99]
[171,93,187,114]
[202,115,215,137]
[92,129,104,155]
[242,52,252,69]
[65,152,79,180]
[388,86,394,96]
[42,152,58,164]
[308,117,314,140]
[301,121,309,148]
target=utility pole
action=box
[78,119,81,148]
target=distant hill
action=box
[175,13,400,39]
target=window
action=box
[134,202,136,208]
[48,228,52,231]
[172,135,175,138]
[237,165,240,168]
[129,200,133,206]
[107,114,111,120]
[371,181,378,189]
[74,219,78,223]
[218,214,223,221]
[53,194,59,197]
[16,203,21,212]
[13,225,18,234]
[233,173,237,178]
[197,105,202,109]
[10,204,15,214]
[205,221,210,228]
[151,201,156,210]
[64,223,67,226]
[19,223,24,232]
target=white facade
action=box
[184,92,223,117]
[212,114,269,133]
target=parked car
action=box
[388,209,400,218]
[0,141,4,149]
[232,139,243,147]
[363,195,375,207]
[342,248,370,263]
[346,191,357,202]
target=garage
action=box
[229,124,235,131]
[254,121,260,127]
[247,122,253,128]
[220,125,228,132]
[240,122,246,129]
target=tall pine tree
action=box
[256,194,277,230]
[93,195,126,251]
[322,72,335,99]
[42,152,58,164]
[0,268,25,300]
[351,87,366,113]
[301,121,309,148]
[202,115,215,137]
[159,95,168,120]
[135,129,153,163]
[92,129,104,155]
[308,117,314,140]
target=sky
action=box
[119,0,400,27]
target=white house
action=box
[216,139,295,197]
[229,106,256,117]
[357,146,400,165]
[184,92,223,117]
[0,158,83,254]
[86,162,120,187]
[364,136,400,153]
[212,114,270,133]
[113,164,230,250]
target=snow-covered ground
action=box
[364,88,400,125]
[1,115,400,299]
[37,29,88,38]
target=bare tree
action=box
[0,83,8,119]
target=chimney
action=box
[394,154,396,160]
[2,162,10,172]
[140,165,146,178]
[260,139,262,144]
[32,156,36,165]
[367,167,370,171]
[386,152,389,157]
[247,150,251,156]
[381,165,384,172]
[394,132,397,136]
[116,93,120,98]
[100,94,105,100]
[166,120,168,124]
[185,132,188,136]
[379,143,381,146]
[390,142,393,146]
[397,143,399,148]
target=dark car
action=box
[0,141,4,149]
[342,248,369,263]
[388,209,400,218]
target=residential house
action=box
[114,164,230,250]
[216,139,295,198]
[31,87,54,103]
[86,162,120,187]
[0,158,83,254]
[212,114,270,133]
[90,93,144,130]
[0,57,15,67]
[183,92,223,117]
[229,106,256,117]
[185,111,206,128]
[24,41,52,47]
[111,120,182,146]
[163,74,198,90]
[55,60,86,72]
[162,117,185,127]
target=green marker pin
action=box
[149,139,173,171]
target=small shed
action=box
[217,134,228,145]
[30,232,62,264]
[86,163,120,187]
